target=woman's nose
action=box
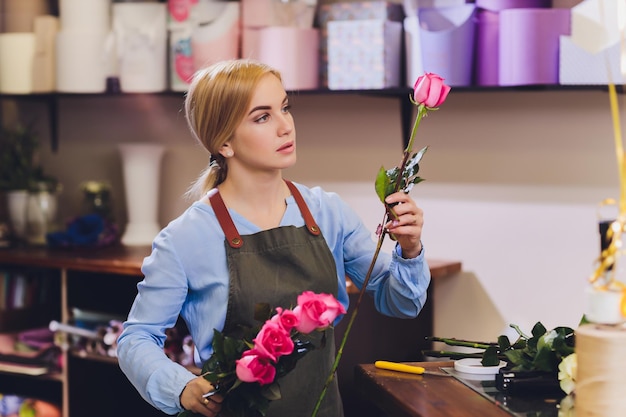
[278,114,293,135]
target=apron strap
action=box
[209,180,320,249]
[285,180,320,236]
[209,190,243,248]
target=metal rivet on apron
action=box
[309,226,319,234]
[231,237,242,246]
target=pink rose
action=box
[270,307,299,333]
[253,320,295,362]
[235,350,276,385]
[413,73,451,108]
[293,291,346,334]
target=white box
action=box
[559,36,625,84]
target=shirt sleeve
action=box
[117,204,231,415]
[116,233,196,414]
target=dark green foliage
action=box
[375,146,428,205]
[424,321,576,373]
[0,124,56,191]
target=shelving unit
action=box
[0,89,416,152]
[1,84,621,152]
[0,245,168,417]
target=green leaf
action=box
[223,335,246,366]
[481,345,500,366]
[261,382,282,401]
[497,335,511,352]
[511,338,527,349]
[375,166,390,203]
[504,349,532,370]
[210,330,226,364]
[533,344,558,373]
[531,322,547,338]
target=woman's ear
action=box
[219,143,234,158]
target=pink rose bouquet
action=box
[179,291,345,417]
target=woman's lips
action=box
[277,141,294,153]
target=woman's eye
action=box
[255,114,269,123]
[282,105,292,114]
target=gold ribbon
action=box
[589,2,626,316]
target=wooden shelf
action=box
[4,84,619,152]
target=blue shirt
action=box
[117,182,431,414]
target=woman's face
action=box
[226,74,296,173]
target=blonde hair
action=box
[184,59,282,199]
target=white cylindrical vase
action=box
[7,190,29,241]
[118,143,165,246]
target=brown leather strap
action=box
[285,180,320,236]
[209,190,243,248]
[209,181,320,248]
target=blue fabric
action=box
[116,182,431,414]
[46,213,119,248]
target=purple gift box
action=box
[474,9,499,85]
[475,0,551,11]
[474,0,554,86]
[499,8,571,86]
[414,4,476,87]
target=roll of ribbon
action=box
[56,31,111,93]
[59,0,110,34]
[32,15,59,93]
[575,324,626,416]
[0,33,36,94]
[1,0,50,32]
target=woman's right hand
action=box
[180,376,223,417]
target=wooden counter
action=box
[355,361,512,417]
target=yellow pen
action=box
[375,361,450,376]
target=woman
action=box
[117,59,431,417]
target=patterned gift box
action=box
[327,19,402,90]
[317,1,404,87]
[317,1,404,26]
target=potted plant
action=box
[0,123,59,245]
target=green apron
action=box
[209,180,344,417]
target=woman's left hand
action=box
[384,191,424,259]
